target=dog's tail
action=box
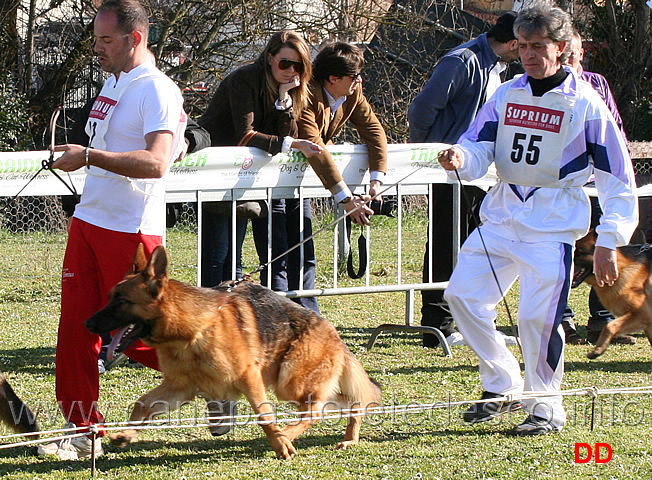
[339,347,382,413]
[0,370,39,436]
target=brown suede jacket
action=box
[198,61,296,154]
[298,79,388,191]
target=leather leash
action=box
[11,107,80,202]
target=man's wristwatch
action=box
[340,196,352,204]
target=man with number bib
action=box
[37,0,186,459]
[439,1,637,435]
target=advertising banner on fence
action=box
[0,144,499,198]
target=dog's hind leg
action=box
[109,382,194,448]
[275,330,347,448]
[280,397,330,443]
[335,350,382,450]
[331,395,365,451]
[588,313,633,359]
[281,359,380,451]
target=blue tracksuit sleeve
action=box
[407,56,470,143]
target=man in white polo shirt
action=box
[38,0,186,460]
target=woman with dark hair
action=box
[198,31,322,300]
[298,41,388,226]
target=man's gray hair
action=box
[513,0,573,63]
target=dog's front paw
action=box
[587,348,603,360]
[335,439,359,450]
[109,429,138,448]
[272,435,297,460]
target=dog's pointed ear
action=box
[143,245,169,297]
[129,243,148,274]
[146,245,169,278]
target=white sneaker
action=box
[37,423,104,460]
[445,332,466,347]
[98,359,106,374]
[445,331,517,347]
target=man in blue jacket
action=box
[407,12,520,348]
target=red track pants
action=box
[56,218,161,430]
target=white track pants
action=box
[444,228,571,428]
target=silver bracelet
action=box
[85,146,90,168]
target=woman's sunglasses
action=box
[277,58,303,73]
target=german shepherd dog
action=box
[572,229,652,359]
[85,244,382,459]
[0,370,39,436]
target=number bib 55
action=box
[495,89,574,188]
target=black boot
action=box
[561,307,585,345]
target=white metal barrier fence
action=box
[2,142,651,356]
[165,143,473,356]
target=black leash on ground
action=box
[452,168,523,358]
[11,107,80,202]
[230,164,427,287]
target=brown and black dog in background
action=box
[0,370,39,436]
[85,244,382,460]
[572,229,652,359]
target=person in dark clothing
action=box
[407,12,520,347]
[196,30,323,436]
[197,31,322,313]
[559,30,635,346]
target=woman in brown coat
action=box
[198,31,322,312]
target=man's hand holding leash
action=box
[51,144,86,172]
[438,147,464,170]
[344,194,373,225]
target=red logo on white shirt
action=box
[504,103,564,133]
[89,96,118,121]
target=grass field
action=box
[0,209,651,479]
